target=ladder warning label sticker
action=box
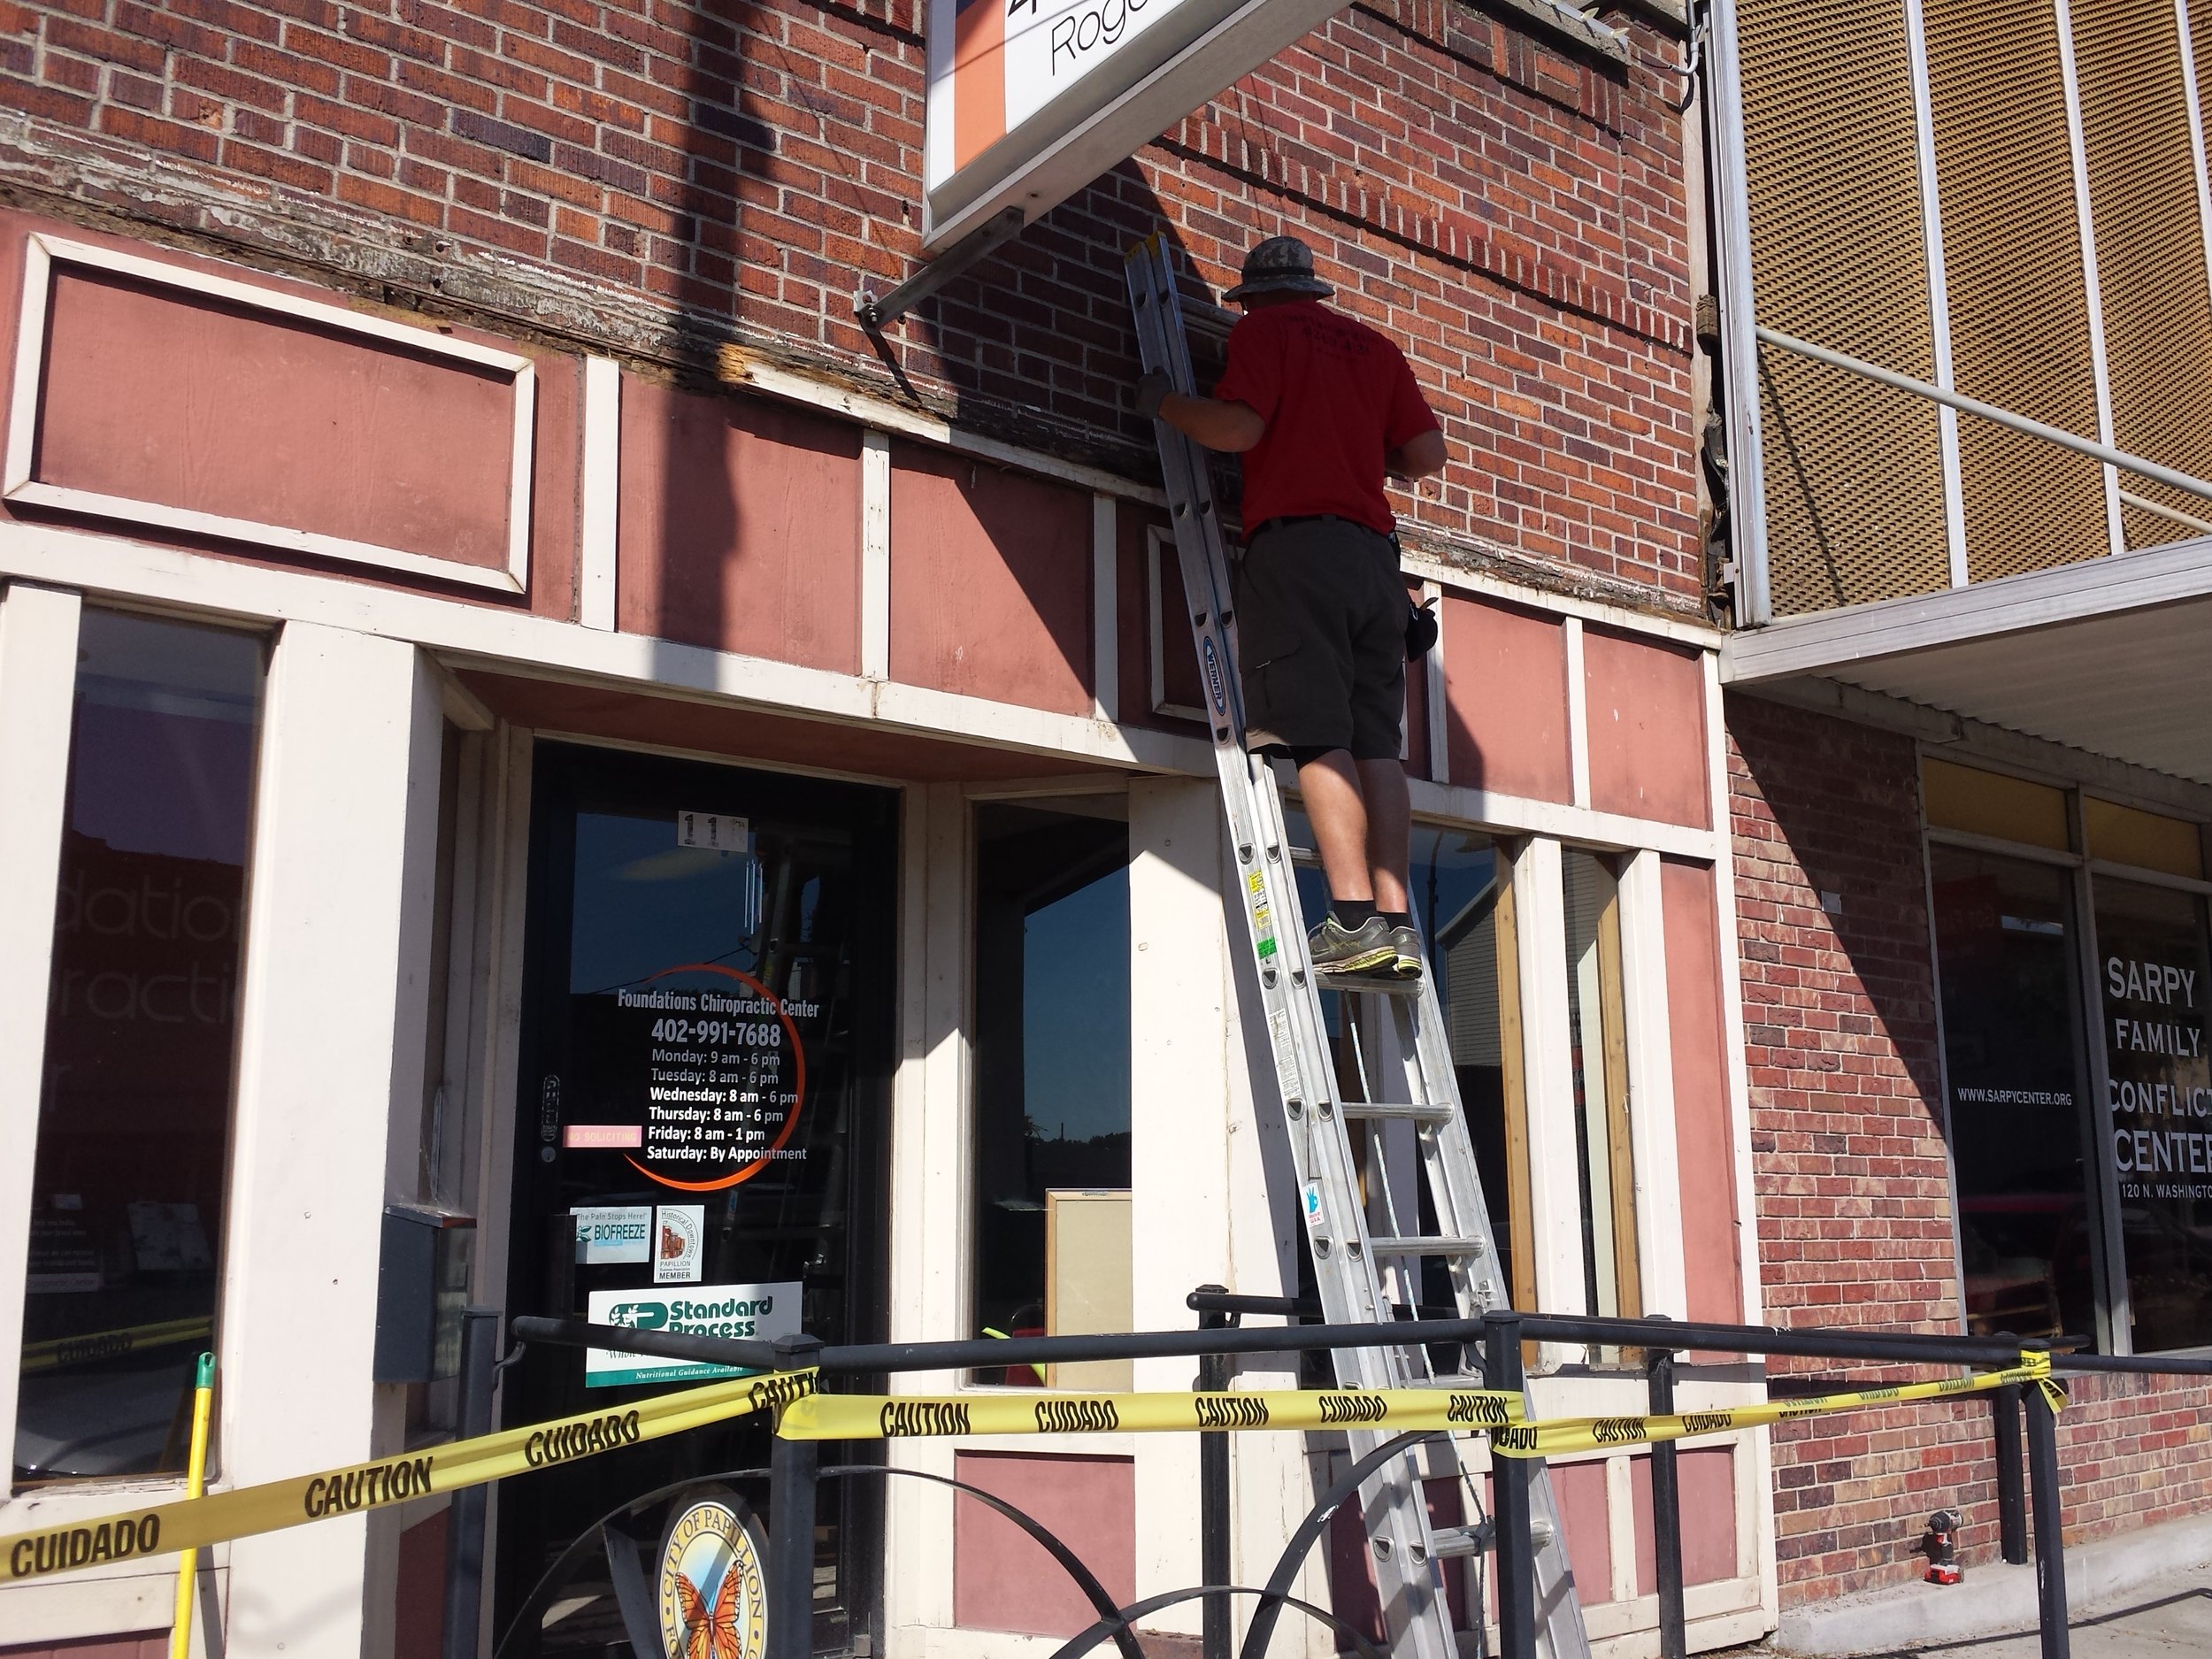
[1248,870,1279,961]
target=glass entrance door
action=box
[496,741,896,1655]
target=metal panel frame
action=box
[1704,0,1776,626]
[2053,0,2130,557]
[1901,0,1970,588]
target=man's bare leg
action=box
[1357,757,1410,914]
[1295,749,1374,904]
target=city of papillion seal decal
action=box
[656,1493,768,1659]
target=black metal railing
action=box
[500,1298,2212,1659]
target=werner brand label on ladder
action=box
[1125,237,1593,1659]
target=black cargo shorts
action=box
[1234,516,1405,762]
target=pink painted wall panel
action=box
[953,1450,1134,1636]
[889,442,1092,715]
[35,267,518,572]
[1663,856,1746,1325]
[395,1506,449,1659]
[1582,626,1709,828]
[1548,1456,1614,1601]
[1440,595,1571,802]
[1326,1476,1471,1642]
[1631,1448,1739,1592]
[618,378,863,672]
[0,1637,164,1657]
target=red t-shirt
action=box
[1212,299,1440,534]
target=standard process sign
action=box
[924,0,1349,249]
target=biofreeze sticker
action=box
[574,1206,652,1264]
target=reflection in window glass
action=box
[1564,851,1637,1319]
[1285,815,1513,1306]
[970,803,1131,1383]
[2093,877,2212,1351]
[1930,846,2097,1342]
[17,611,263,1483]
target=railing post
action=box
[441,1306,502,1659]
[2021,1348,2070,1659]
[767,1334,826,1659]
[1194,1287,1234,1659]
[1646,1336,1686,1659]
[1485,1313,1535,1659]
[1993,1381,2028,1566]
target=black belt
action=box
[1249,514,1364,540]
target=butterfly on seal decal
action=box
[656,1491,769,1659]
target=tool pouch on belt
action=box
[1397,536,1439,660]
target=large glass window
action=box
[2093,877,2212,1352]
[969,801,1131,1385]
[1930,845,2097,1342]
[1286,816,1514,1305]
[17,611,264,1484]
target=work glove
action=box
[1135,371,1171,420]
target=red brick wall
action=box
[1731,690,2212,1601]
[0,0,1700,602]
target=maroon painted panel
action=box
[889,442,1091,715]
[618,379,863,672]
[1440,595,1571,802]
[1632,1447,1738,1592]
[1582,626,1709,828]
[952,1450,1133,1636]
[35,266,518,570]
[1325,1476,1470,1641]
[1663,856,1746,1325]
[452,671,1116,784]
[1548,1457,1614,1602]
[1117,507,1206,733]
[395,1507,450,1659]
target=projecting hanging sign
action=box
[924,0,1350,249]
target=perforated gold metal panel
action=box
[1739,0,1949,615]
[2076,0,2212,549]
[1924,0,2109,580]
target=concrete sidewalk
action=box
[1763,1513,2212,1657]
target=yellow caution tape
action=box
[20,1317,214,1374]
[0,1369,818,1586]
[1489,1352,2063,1458]
[778,1386,1525,1440]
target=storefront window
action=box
[1929,845,2097,1342]
[16,611,264,1484]
[1564,850,1638,1319]
[1286,816,1513,1305]
[969,802,1131,1384]
[2093,877,2212,1352]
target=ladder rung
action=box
[1426,1523,1494,1560]
[1366,1235,1489,1259]
[1315,970,1420,998]
[1339,1098,1454,1123]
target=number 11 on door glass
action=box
[679,810,750,854]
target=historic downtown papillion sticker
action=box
[657,1492,769,1659]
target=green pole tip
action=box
[194,1352,215,1389]
[981,1327,1010,1340]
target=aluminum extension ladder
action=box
[1125,237,1593,1659]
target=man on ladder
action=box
[1137,234,1448,979]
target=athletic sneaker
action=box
[1386,922,1425,980]
[1309,915,1398,976]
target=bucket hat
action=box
[1223,235,1333,302]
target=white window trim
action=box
[0,580,81,1502]
[6,234,538,595]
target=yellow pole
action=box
[169,1353,215,1659]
